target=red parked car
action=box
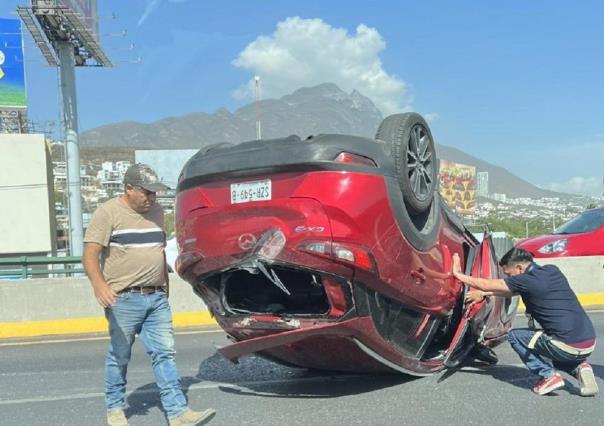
[175,112,518,375]
[516,207,604,258]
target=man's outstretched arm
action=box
[452,253,514,297]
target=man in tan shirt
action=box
[83,164,215,426]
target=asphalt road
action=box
[2,314,604,426]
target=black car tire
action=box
[385,181,441,251]
[376,113,437,214]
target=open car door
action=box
[443,232,500,368]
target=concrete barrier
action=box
[538,256,604,294]
[1,256,603,339]
[0,273,213,339]
[532,255,604,308]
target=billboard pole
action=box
[57,41,83,256]
[17,1,112,257]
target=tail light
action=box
[298,240,377,273]
[333,152,376,167]
[257,228,287,259]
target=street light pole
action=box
[58,42,83,257]
[254,75,262,140]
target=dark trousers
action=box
[508,328,591,379]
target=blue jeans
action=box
[508,328,589,379]
[104,291,188,419]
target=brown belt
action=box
[120,286,166,294]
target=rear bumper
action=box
[180,255,450,375]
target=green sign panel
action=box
[0,18,27,109]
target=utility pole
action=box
[18,2,112,256]
[58,42,83,255]
[254,75,262,139]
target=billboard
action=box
[58,0,99,40]
[32,1,99,40]
[0,134,56,254]
[0,18,27,109]
[439,160,476,216]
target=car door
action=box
[442,233,500,367]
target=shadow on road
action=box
[590,364,604,381]
[456,362,535,391]
[195,352,414,399]
[125,375,201,420]
[459,361,595,396]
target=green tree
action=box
[469,215,559,239]
[164,212,175,237]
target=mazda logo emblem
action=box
[238,233,257,250]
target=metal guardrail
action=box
[492,237,515,260]
[0,256,84,279]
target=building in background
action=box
[0,134,56,256]
[477,172,489,198]
[491,193,507,203]
[96,161,130,198]
[439,159,477,216]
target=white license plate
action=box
[230,179,272,204]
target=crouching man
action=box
[452,247,598,396]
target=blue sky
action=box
[2,0,603,197]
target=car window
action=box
[553,209,604,235]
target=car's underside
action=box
[175,112,518,375]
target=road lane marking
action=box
[0,375,369,405]
[0,363,539,406]
[0,328,223,347]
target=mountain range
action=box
[80,83,565,199]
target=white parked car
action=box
[165,236,178,273]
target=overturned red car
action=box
[175,112,518,375]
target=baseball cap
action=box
[123,163,170,192]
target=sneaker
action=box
[471,344,498,366]
[533,372,565,395]
[169,408,216,426]
[107,409,128,426]
[576,362,599,397]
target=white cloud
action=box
[547,176,603,197]
[137,0,161,27]
[424,113,439,123]
[232,17,411,115]
[137,0,188,27]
